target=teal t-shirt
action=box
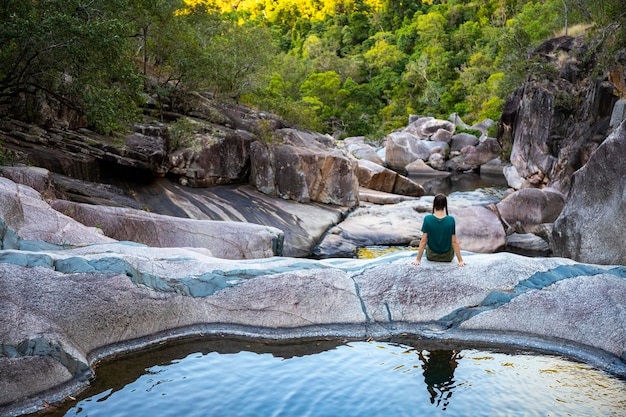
[421,214,456,254]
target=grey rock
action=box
[358,188,418,205]
[449,112,471,130]
[0,178,114,250]
[343,138,385,166]
[501,36,617,193]
[350,162,427,197]
[552,120,626,264]
[503,164,530,190]
[423,140,450,158]
[426,153,447,171]
[609,99,626,128]
[506,233,550,254]
[480,158,505,176]
[356,159,399,194]
[313,195,506,258]
[49,200,284,259]
[450,133,479,152]
[167,124,255,187]
[470,118,495,135]
[462,137,501,167]
[405,159,450,176]
[405,116,455,137]
[495,187,565,233]
[250,129,360,207]
[2,248,624,416]
[455,206,507,253]
[0,170,351,260]
[431,128,453,144]
[385,132,432,172]
[461,272,626,366]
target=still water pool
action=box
[49,339,626,417]
[409,172,509,196]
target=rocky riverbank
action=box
[1,150,626,416]
[1,34,626,417]
[1,244,625,416]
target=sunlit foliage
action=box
[2,0,622,137]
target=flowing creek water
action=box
[40,338,626,417]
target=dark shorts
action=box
[426,246,454,262]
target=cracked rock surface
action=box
[1,246,625,416]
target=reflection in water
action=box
[418,350,462,410]
[410,173,508,195]
[40,339,626,417]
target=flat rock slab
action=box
[461,272,626,362]
[106,180,348,258]
[0,247,625,416]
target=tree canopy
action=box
[1,0,624,136]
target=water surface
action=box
[47,339,626,417]
[409,172,508,196]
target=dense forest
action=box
[1,0,624,138]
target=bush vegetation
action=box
[0,0,623,136]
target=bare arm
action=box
[452,235,465,266]
[411,233,428,265]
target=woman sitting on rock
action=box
[412,193,466,266]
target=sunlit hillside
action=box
[1,0,623,136]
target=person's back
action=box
[422,214,455,254]
[412,194,466,266]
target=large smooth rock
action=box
[250,129,360,207]
[355,159,398,193]
[342,137,385,165]
[405,159,450,176]
[503,164,530,190]
[0,166,54,196]
[384,132,431,172]
[495,187,565,232]
[423,140,450,158]
[461,272,626,365]
[450,133,479,152]
[392,175,425,197]
[552,120,626,264]
[506,233,550,255]
[404,116,455,137]
[502,36,617,193]
[1,247,624,416]
[118,180,346,258]
[356,160,425,197]
[355,252,566,323]
[0,178,114,250]
[50,200,284,259]
[431,128,453,144]
[1,170,349,259]
[312,200,426,258]
[462,137,501,167]
[358,188,418,205]
[455,206,507,253]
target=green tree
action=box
[341,77,381,136]
[204,23,276,100]
[0,0,142,133]
[568,0,626,71]
[300,71,346,129]
[363,37,407,76]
